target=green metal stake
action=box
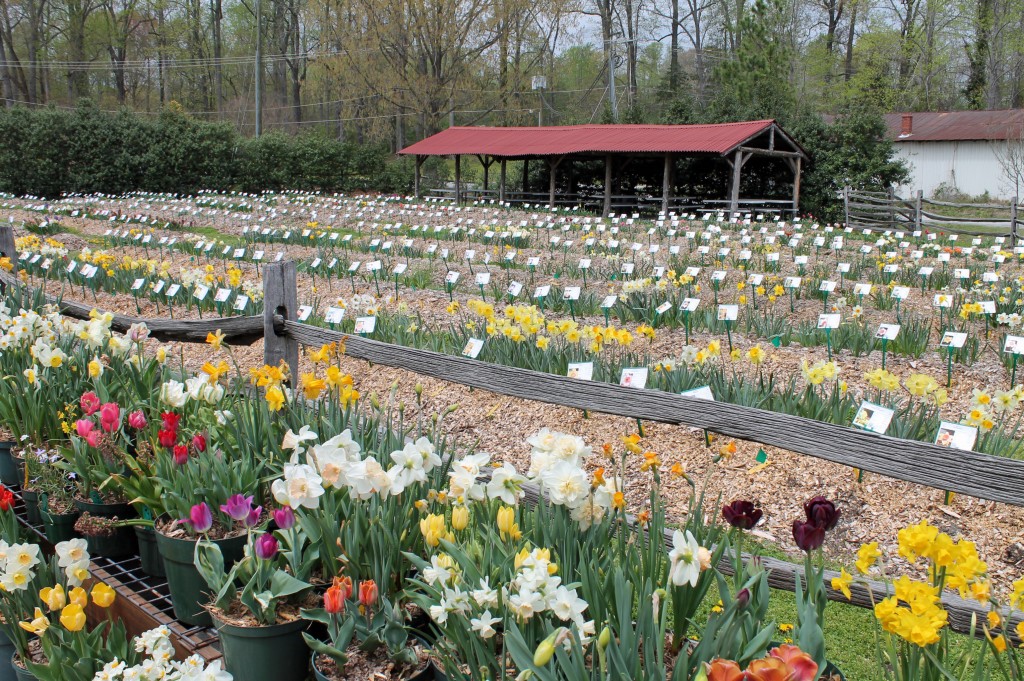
[946,346,953,388]
[1012,354,1018,387]
[479,284,487,302]
[394,274,400,298]
[826,328,832,361]
[446,283,453,302]
[881,338,888,370]
[684,311,691,345]
[603,308,610,326]
[725,320,733,352]
[636,419,645,437]
[569,299,576,322]
[823,291,828,313]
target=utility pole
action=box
[532,75,547,126]
[254,0,263,136]
[608,41,617,123]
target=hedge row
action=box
[0,104,412,198]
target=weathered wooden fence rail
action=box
[2,238,1022,639]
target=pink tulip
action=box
[127,410,147,430]
[99,403,120,433]
[80,392,100,416]
[179,502,213,533]
[75,420,99,448]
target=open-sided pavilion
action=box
[399,120,808,216]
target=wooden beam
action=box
[661,154,673,215]
[738,145,803,159]
[548,156,564,209]
[483,158,490,192]
[499,159,507,204]
[603,155,613,217]
[454,155,462,204]
[522,159,529,194]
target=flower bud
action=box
[254,533,279,560]
[451,505,469,531]
[358,580,378,608]
[736,588,750,609]
[597,627,612,651]
[272,506,295,530]
[533,629,562,667]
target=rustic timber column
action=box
[522,160,529,195]
[729,149,743,214]
[792,156,802,213]
[499,160,507,204]
[662,154,673,214]
[454,154,462,204]
[548,156,563,209]
[263,260,299,383]
[414,156,423,198]
[603,155,613,217]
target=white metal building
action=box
[883,110,1024,200]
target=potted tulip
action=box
[302,576,435,681]
[194,528,313,681]
[59,394,135,519]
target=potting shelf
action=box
[7,484,223,662]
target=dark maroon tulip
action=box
[736,588,750,609]
[804,496,840,530]
[722,500,763,530]
[792,519,826,552]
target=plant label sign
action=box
[508,281,523,297]
[475,272,490,286]
[717,304,739,321]
[680,385,714,401]
[324,307,345,324]
[567,362,594,381]
[297,305,313,322]
[817,314,840,329]
[783,277,801,289]
[939,331,968,349]
[445,272,460,285]
[353,316,376,334]
[534,285,550,299]
[1005,335,1024,355]
[563,287,581,301]
[656,301,673,315]
[876,323,901,340]
[392,263,408,275]
[819,280,837,293]
[852,401,894,434]
[233,295,249,311]
[601,295,618,309]
[891,286,910,300]
[193,284,210,301]
[681,298,700,312]
[461,338,484,358]
[748,274,764,285]
[619,367,648,389]
[934,421,977,451]
[214,288,232,303]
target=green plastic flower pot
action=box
[84,527,136,558]
[135,525,165,577]
[74,498,133,519]
[213,614,309,681]
[40,508,79,544]
[10,654,35,681]
[156,529,246,627]
[0,444,22,487]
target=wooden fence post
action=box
[843,185,850,230]
[263,260,299,381]
[886,187,895,227]
[915,190,923,232]
[0,224,17,294]
[1012,197,1019,248]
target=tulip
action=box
[158,428,176,448]
[0,486,13,512]
[736,588,750,609]
[803,495,840,530]
[767,644,819,681]
[99,402,120,433]
[18,607,49,636]
[40,584,66,611]
[192,432,207,453]
[254,533,279,560]
[181,502,213,533]
[91,582,116,608]
[496,506,516,535]
[451,505,469,531]
[161,411,181,431]
[173,444,189,466]
[220,494,254,523]
[272,506,295,530]
[324,579,346,614]
[80,391,100,416]
[703,660,744,681]
[722,500,762,530]
[245,505,263,528]
[75,420,100,448]
[60,603,86,632]
[792,520,826,552]
[358,580,378,608]
[68,587,88,608]
[335,575,353,601]
[127,410,146,429]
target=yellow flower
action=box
[300,373,326,400]
[265,386,285,412]
[23,367,37,385]
[831,568,853,600]
[201,361,230,385]
[91,582,116,608]
[446,301,460,314]
[308,344,332,364]
[856,542,881,574]
[19,608,49,636]
[496,506,518,540]
[535,336,550,350]
[420,513,447,547]
[990,634,1007,653]
[451,505,469,531]
[747,346,765,364]
[729,349,741,362]
[69,586,88,608]
[905,373,938,397]
[707,340,721,356]
[1010,578,1024,610]
[206,329,226,349]
[622,434,642,455]
[88,357,103,378]
[898,520,939,563]
[40,585,66,611]
[60,603,86,632]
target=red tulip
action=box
[192,433,207,453]
[99,403,120,433]
[160,412,181,432]
[80,391,101,416]
[358,580,378,608]
[75,420,100,448]
[127,410,147,429]
[158,429,176,448]
[0,485,13,511]
[767,645,819,681]
[704,660,744,681]
[173,445,189,466]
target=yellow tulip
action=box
[450,505,469,531]
[91,582,116,608]
[60,603,86,632]
[19,608,49,636]
[40,584,66,611]
[496,506,516,536]
[69,586,88,608]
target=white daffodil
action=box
[271,462,325,509]
[470,610,501,639]
[486,462,526,505]
[668,529,703,587]
[159,379,188,408]
[540,461,589,509]
[282,425,318,459]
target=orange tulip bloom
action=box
[705,660,744,681]
[767,644,819,681]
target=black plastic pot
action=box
[83,528,136,558]
[20,490,40,525]
[156,528,246,627]
[10,654,35,681]
[74,498,133,519]
[135,525,165,577]
[0,629,15,681]
[0,444,22,488]
[213,614,309,681]
[40,507,79,544]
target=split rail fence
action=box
[0,225,1022,642]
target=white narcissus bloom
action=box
[470,610,501,639]
[471,578,499,608]
[407,436,442,473]
[185,375,210,400]
[486,462,526,505]
[308,430,362,488]
[159,379,188,408]
[668,529,703,587]
[540,461,589,509]
[343,458,392,500]
[422,555,452,586]
[548,585,589,623]
[569,499,605,530]
[282,425,318,459]
[55,538,89,568]
[271,463,325,509]
[508,588,545,620]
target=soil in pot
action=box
[135,525,165,577]
[12,639,47,681]
[39,495,79,544]
[155,520,246,627]
[211,602,313,681]
[313,637,437,681]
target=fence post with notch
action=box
[263,260,299,381]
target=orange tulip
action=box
[767,645,819,681]
[705,659,744,681]
[746,656,792,681]
[358,580,378,608]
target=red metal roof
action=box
[884,110,1024,142]
[400,120,782,158]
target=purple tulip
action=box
[254,533,279,560]
[245,505,263,528]
[792,519,826,552]
[180,502,213,534]
[220,494,254,523]
[803,496,840,530]
[736,588,750,609]
[722,500,763,530]
[272,506,295,530]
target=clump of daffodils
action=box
[93,625,232,680]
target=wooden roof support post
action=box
[499,159,507,204]
[454,154,462,205]
[603,155,613,217]
[263,260,299,384]
[522,159,529,194]
[792,156,802,214]
[548,156,564,209]
[728,149,752,215]
[662,154,673,215]
[414,155,423,199]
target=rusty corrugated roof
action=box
[885,110,1024,142]
[400,120,800,158]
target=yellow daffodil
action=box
[831,568,853,600]
[206,329,226,349]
